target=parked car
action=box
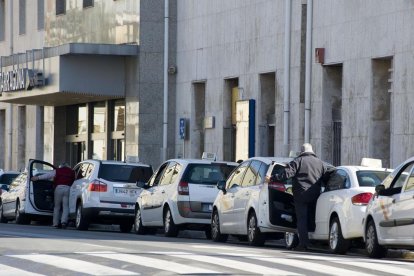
[134,156,238,237]
[0,160,56,224]
[0,170,20,195]
[363,157,414,258]
[69,159,153,232]
[211,157,294,245]
[285,162,391,253]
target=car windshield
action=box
[356,171,390,187]
[0,173,19,185]
[182,163,237,184]
[98,164,153,183]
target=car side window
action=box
[394,162,414,190]
[226,161,249,189]
[325,170,347,192]
[256,162,268,185]
[170,163,182,184]
[403,167,414,192]
[85,163,94,178]
[242,160,261,187]
[148,163,168,187]
[76,163,90,180]
[9,174,23,189]
[159,162,177,186]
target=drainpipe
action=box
[161,0,169,162]
[8,0,14,170]
[283,0,292,157]
[304,0,313,143]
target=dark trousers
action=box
[294,200,316,247]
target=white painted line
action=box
[191,244,259,253]
[0,264,44,276]
[79,251,219,275]
[9,254,137,276]
[331,259,414,276]
[152,251,301,275]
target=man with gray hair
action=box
[31,162,75,229]
[266,143,329,251]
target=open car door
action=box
[29,159,56,212]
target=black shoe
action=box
[52,224,61,229]
[61,223,67,229]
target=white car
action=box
[69,160,153,232]
[363,157,414,258]
[285,164,391,254]
[212,157,391,254]
[134,158,238,237]
[211,157,294,245]
[0,160,56,224]
[0,170,20,195]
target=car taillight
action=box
[178,181,189,195]
[351,192,373,205]
[88,180,107,192]
[269,181,286,192]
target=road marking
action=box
[0,264,44,276]
[220,252,378,276]
[78,251,219,274]
[191,244,259,253]
[331,259,414,275]
[151,251,300,275]
[9,254,137,275]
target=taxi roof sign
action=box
[361,158,382,168]
[202,152,217,161]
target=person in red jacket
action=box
[31,162,75,229]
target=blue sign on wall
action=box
[179,118,186,140]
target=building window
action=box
[56,0,65,15]
[0,0,5,41]
[78,105,87,134]
[19,0,26,35]
[93,102,106,133]
[37,0,44,30]
[114,100,125,132]
[83,0,94,8]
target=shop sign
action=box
[0,68,37,92]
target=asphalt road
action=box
[0,223,413,275]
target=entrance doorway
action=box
[66,141,86,166]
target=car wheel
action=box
[134,207,148,235]
[15,201,30,225]
[211,210,228,243]
[75,203,90,230]
[329,217,350,254]
[119,221,133,233]
[285,232,299,249]
[365,219,388,258]
[164,208,179,237]
[247,212,265,246]
[0,201,8,223]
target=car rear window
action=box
[98,164,153,183]
[0,173,19,185]
[182,163,236,184]
[356,171,390,187]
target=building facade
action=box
[1,0,414,171]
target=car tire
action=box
[119,221,133,233]
[75,203,90,231]
[15,201,30,225]
[247,212,265,246]
[211,210,228,243]
[134,207,148,235]
[365,219,388,258]
[285,232,299,249]
[0,201,8,223]
[329,217,350,254]
[204,227,212,240]
[164,208,179,237]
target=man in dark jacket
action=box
[266,143,328,251]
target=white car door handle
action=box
[161,190,165,194]
[245,192,250,196]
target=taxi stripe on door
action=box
[9,254,137,275]
[78,251,219,274]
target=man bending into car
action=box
[31,163,75,229]
[265,143,329,251]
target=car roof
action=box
[244,156,293,165]
[81,159,152,168]
[167,159,238,166]
[337,165,393,173]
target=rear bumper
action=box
[177,201,212,219]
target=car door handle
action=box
[392,199,396,204]
[245,192,250,196]
[161,190,165,194]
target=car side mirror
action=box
[375,184,385,195]
[136,181,147,189]
[217,180,226,194]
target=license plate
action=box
[114,188,139,197]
